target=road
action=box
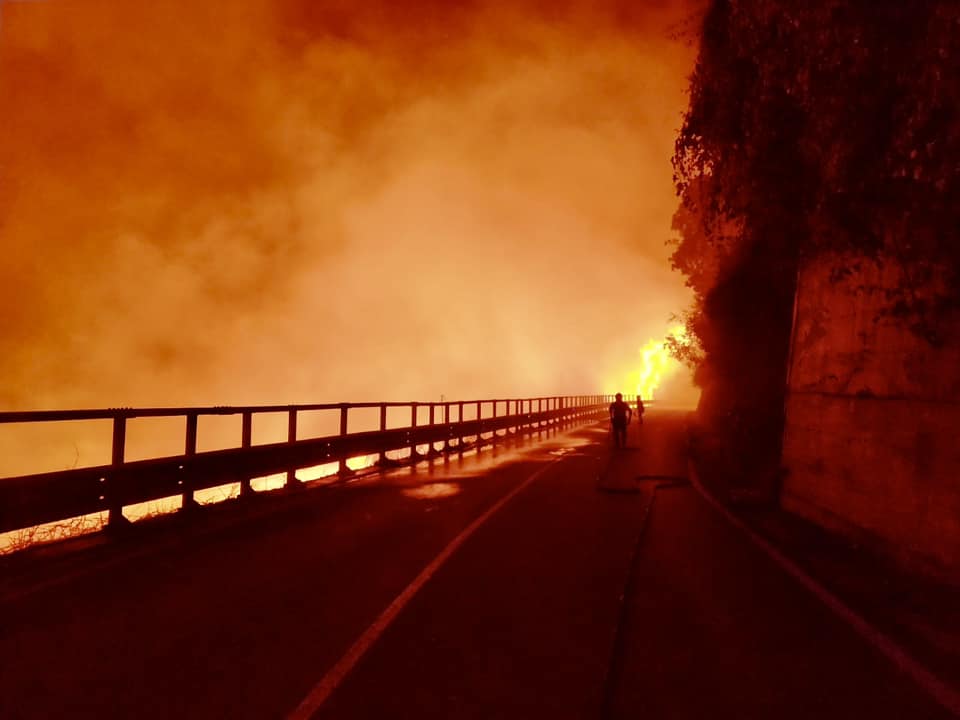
[0,412,953,719]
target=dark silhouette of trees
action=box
[670,0,960,487]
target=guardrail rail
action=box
[0,395,623,537]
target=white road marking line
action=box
[286,456,566,720]
[688,461,960,718]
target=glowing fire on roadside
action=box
[637,325,686,400]
[609,325,686,402]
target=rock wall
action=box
[781,254,960,581]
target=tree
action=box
[670,0,960,484]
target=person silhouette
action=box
[609,393,632,449]
[636,394,645,426]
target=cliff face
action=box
[781,254,960,580]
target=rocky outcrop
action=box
[782,254,960,581]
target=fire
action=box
[636,327,680,400]
[610,325,686,402]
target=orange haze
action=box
[1,0,701,418]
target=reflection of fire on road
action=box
[402,482,460,500]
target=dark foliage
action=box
[670,0,960,483]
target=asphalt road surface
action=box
[1,412,953,719]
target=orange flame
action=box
[608,325,685,402]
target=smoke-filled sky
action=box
[1,0,701,410]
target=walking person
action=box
[636,395,645,426]
[609,393,632,449]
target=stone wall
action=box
[781,254,960,581]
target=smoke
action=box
[1,0,700,415]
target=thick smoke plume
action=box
[1,0,699,472]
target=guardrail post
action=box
[428,403,438,457]
[443,403,451,452]
[286,409,300,489]
[457,401,464,454]
[338,404,352,479]
[182,413,198,511]
[476,400,482,448]
[240,411,253,497]
[491,400,498,445]
[107,415,129,529]
[379,404,388,466]
[410,403,418,460]
[537,398,543,431]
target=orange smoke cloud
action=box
[1,0,701,417]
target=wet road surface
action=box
[1,412,953,719]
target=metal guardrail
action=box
[0,395,620,535]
